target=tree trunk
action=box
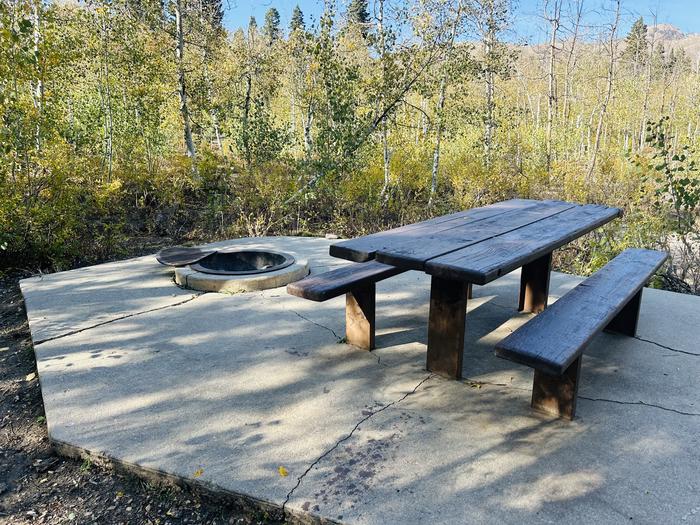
[562,0,582,124]
[30,0,43,154]
[242,73,252,170]
[545,0,562,174]
[586,0,620,181]
[99,10,113,181]
[429,0,463,205]
[639,16,656,150]
[303,102,314,160]
[430,75,448,204]
[174,0,196,159]
[482,0,503,170]
[378,0,391,197]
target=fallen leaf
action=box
[278,466,289,477]
[26,372,36,381]
[193,468,204,478]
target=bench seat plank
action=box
[425,204,622,285]
[329,199,536,262]
[286,261,405,302]
[495,248,667,376]
[375,200,575,270]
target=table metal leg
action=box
[427,276,469,379]
[519,252,552,314]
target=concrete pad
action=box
[287,377,700,524]
[21,237,700,524]
[20,236,339,343]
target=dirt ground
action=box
[0,271,283,525]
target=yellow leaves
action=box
[105,178,123,193]
[116,491,124,498]
[193,468,204,478]
[278,466,289,477]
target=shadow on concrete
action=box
[20,237,700,524]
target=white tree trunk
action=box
[175,0,196,159]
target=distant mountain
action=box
[648,24,687,41]
[648,24,700,62]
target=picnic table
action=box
[328,198,622,379]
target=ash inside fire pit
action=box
[190,249,295,276]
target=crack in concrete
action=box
[633,336,699,357]
[477,302,699,359]
[461,378,700,416]
[281,373,434,514]
[579,396,700,416]
[33,294,205,346]
[373,352,389,367]
[291,310,342,341]
[289,310,391,366]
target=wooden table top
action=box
[330,199,622,284]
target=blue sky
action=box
[222,0,700,42]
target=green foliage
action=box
[80,458,92,472]
[347,0,370,35]
[290,5,305,33]
[306,8,364,177]
[1,0,698,295]
[263,8,281,45]
[623,17,648,70]
[636,117,700,235]
[233,97,290,168]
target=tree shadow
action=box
[19,240,700,523]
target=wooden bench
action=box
[494,248,667,420]
[287,261,405,350]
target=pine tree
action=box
[290,5,305,33]
[263,8,281,44]
[348,0,370,36]
[623,17,648,72]
[654,42,667,76]
[201,0,223,29]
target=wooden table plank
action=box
[286,260,404,302]
[495,248,667,376]
[329,198,536,262]
[374,200,575,270]
[425,204,622,285]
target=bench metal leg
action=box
[346,283,376,350]
[531,356,582,420]
[519,252,552,314]
[605,289,642,337]
[427,276,469,379]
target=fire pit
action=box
[190,249,295,276]
[158,246,309,293]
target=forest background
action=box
[1,0,699,293]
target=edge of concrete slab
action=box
[49,437,334,524]
[45,371,437,525]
